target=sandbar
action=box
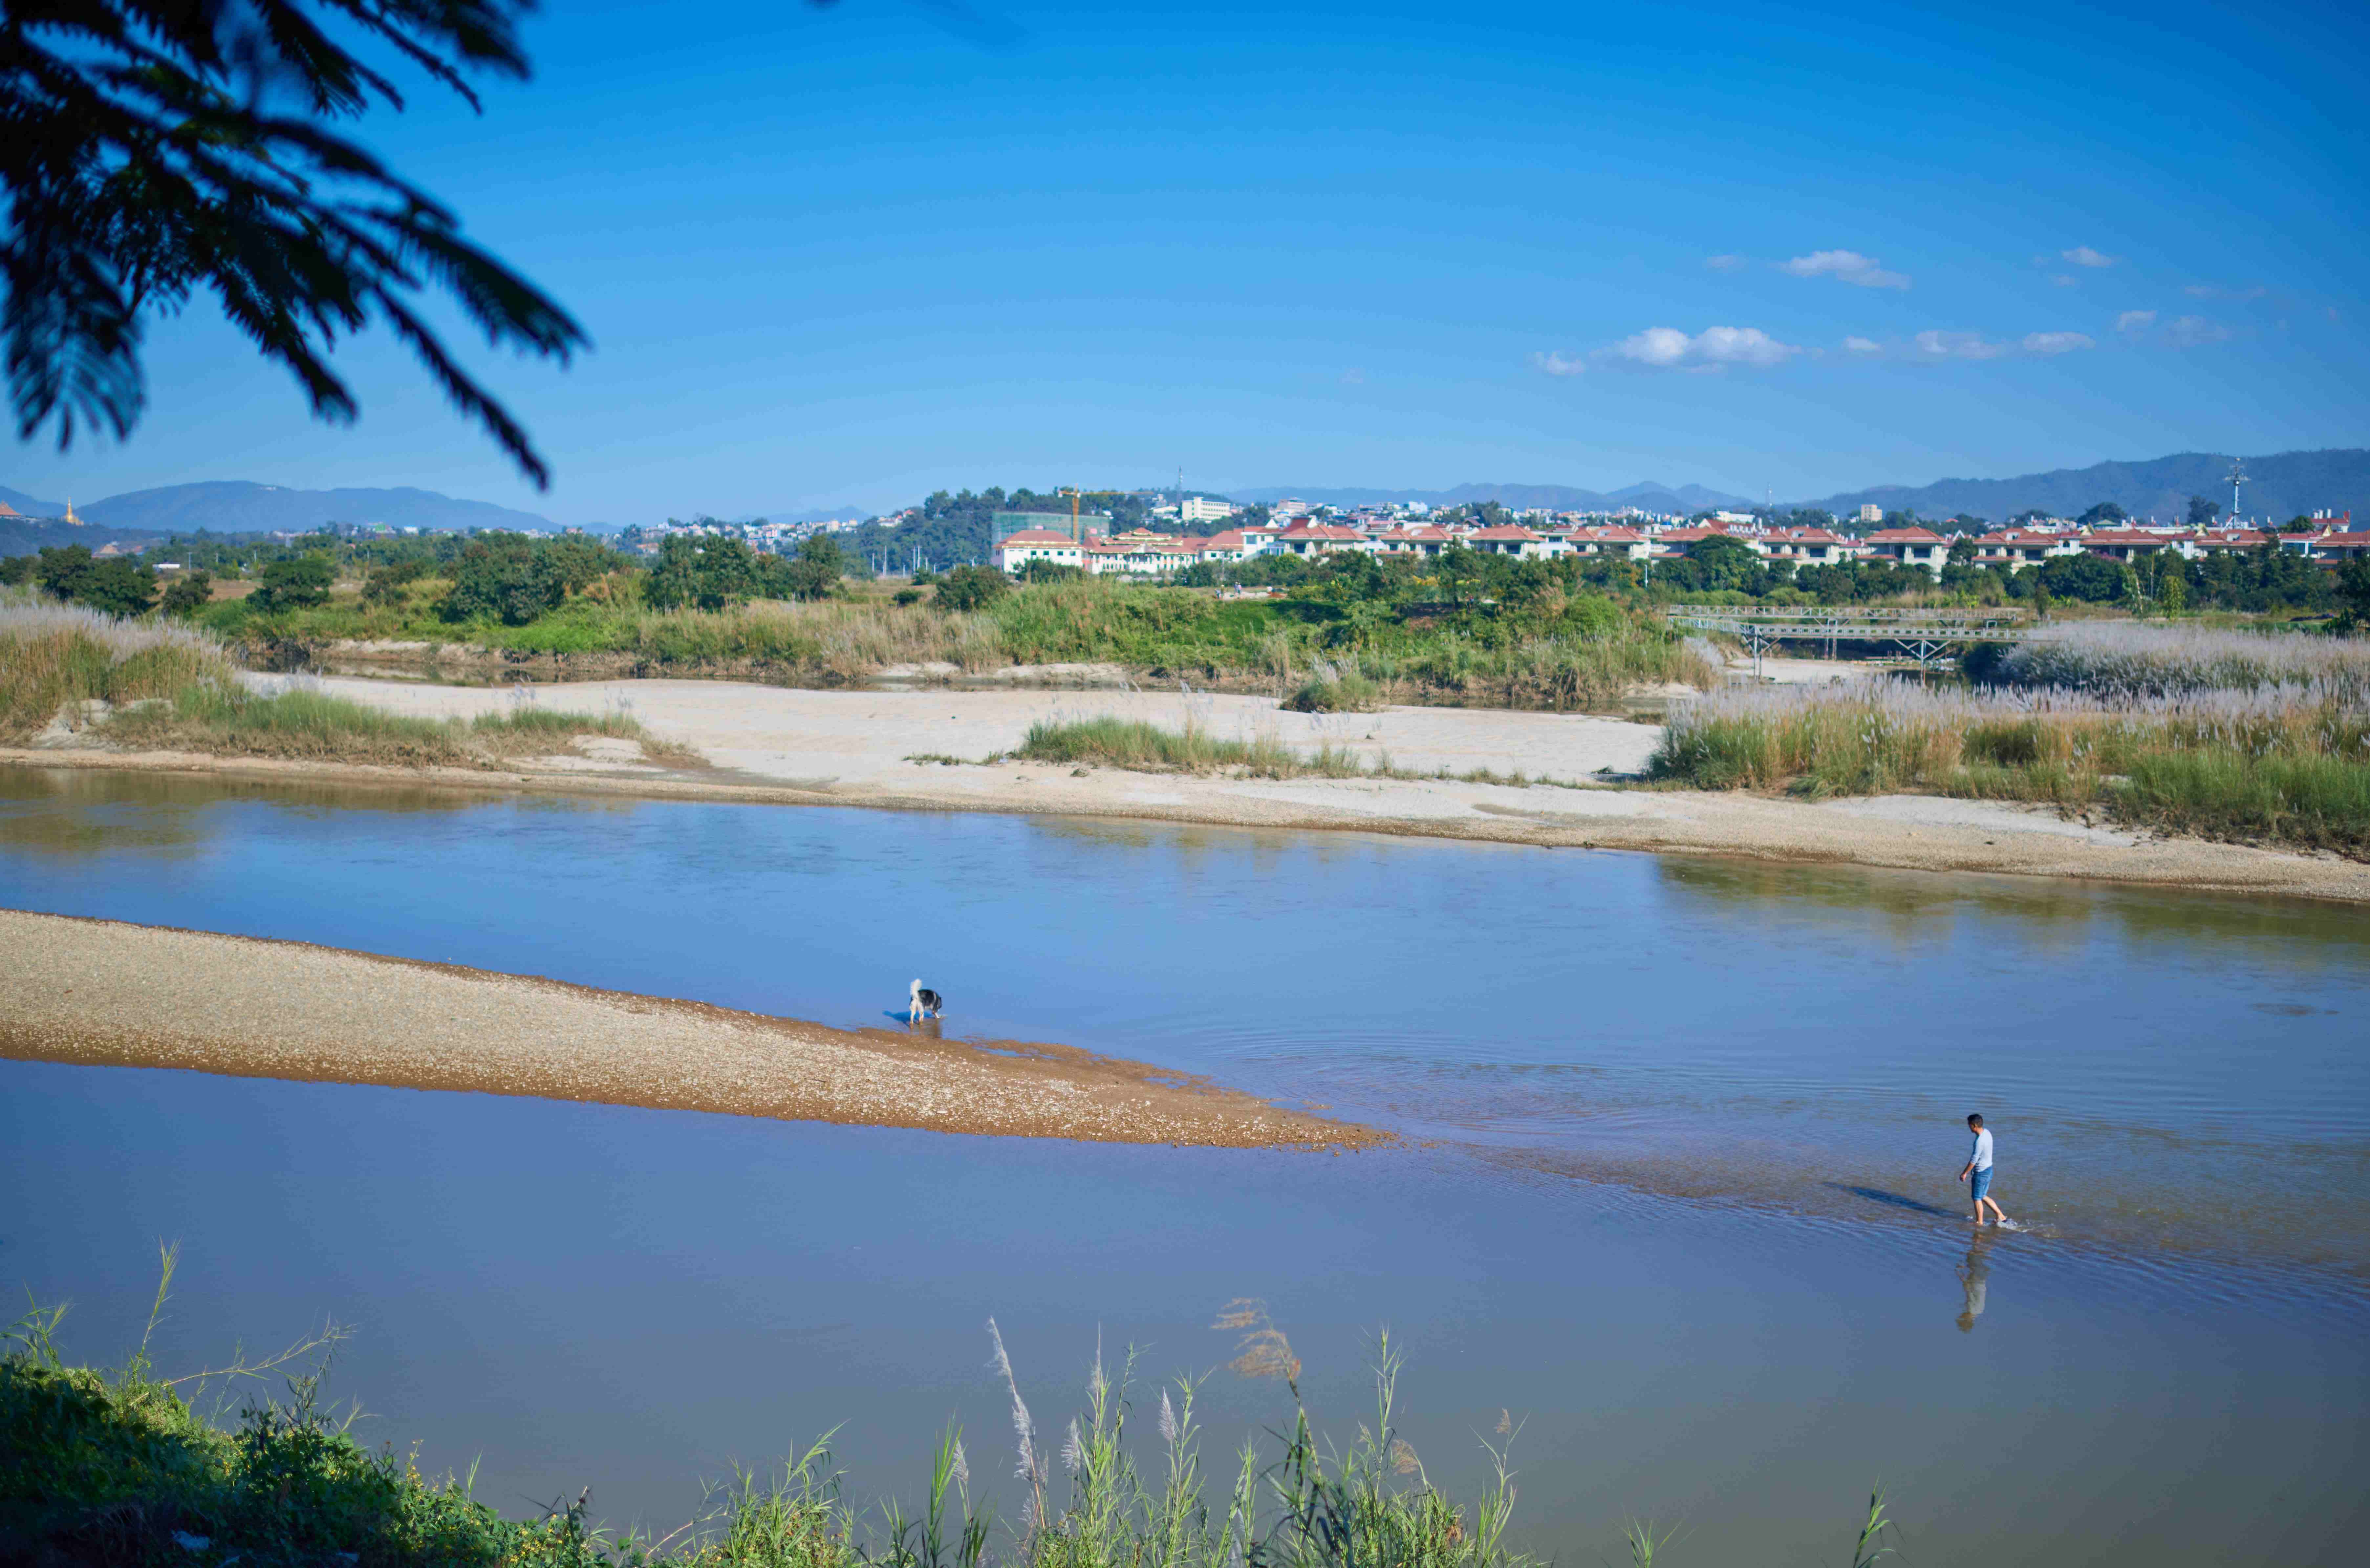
[0,909,1380,1149]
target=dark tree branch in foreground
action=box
[1,1,589,487]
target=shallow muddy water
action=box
[1,766,2364,1564]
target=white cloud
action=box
[1607,325,1801,371]
[1615,327,1694,367]
[2062,246,2118,268]
[2183,284,2216,298]
[1779,249,1910,290]
[1842,335,1884,355]
[2166,315,2230,347]
[2049,274,2077,287]
[2115,310,2157,333]
[1529,350,1586,377]
[1912,329,2011,360]
[1340,367,1366,386]
[1694,326,1800,366]
[2021,331,2095,355]
[1704,254,1746,272]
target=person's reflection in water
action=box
[1956,1230,1996,1332]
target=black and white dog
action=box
[909,978,944,1022]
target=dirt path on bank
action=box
[9,676,2366,903]
[0,909,1378,1149]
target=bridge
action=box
[1663,605,2047,672]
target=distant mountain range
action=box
[0,480,553,540]
[1233,481,1759,513]
[8,448,2361,559]
[1238,452,2369,524]
[1788,449,2367,525]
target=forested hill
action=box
[0,480,551,536]
[1236,482,1756,513]
[840,486,1149,569]
[1793,449,2369,525]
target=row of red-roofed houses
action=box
[995,512,2370,580]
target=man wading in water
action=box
[1958,1112,2007,1226]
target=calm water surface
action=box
[1,767,2364,1565]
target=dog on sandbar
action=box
[909,978,944,1022]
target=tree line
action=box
[3,531,855,626]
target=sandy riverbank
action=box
[10,674,2366,902]
[0,909,1377,1149]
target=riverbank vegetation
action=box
[21,532,1716,713]
[1655,625,2370,855]
[1007,716,1558,789]
[0,596,690,768]
[4,1284,1899,1568]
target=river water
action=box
[1,766,2363,1564]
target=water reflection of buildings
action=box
[1956,1230,1996,1332]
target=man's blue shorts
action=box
[1970,1167,1994,1202]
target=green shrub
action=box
[21,544,159,614]
[934,564,1010,613]
[158,571,214,618]
[251,554,334,613]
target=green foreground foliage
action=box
[2,1279,1893,1568]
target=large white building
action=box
[993,528,1085,573]
[1180,496,1237,524]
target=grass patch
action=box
[1281,662,1383,714]
[2,600,698,770]
[1015,715,1310,777]
[0,592,233,743]
[1650,679,2370,856]
[3,1273,1903,1568]
[95,684,700,770]
[1008,716,1595,790]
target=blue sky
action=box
[9,0,2367,523]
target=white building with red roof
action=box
[1373,524,1457,557]
[1862,526,1950,576]
[1270,520,1375,558]
[1563,525,1652,560]
[1758,527,1852,564]
[1183,529,1254,564]
[2189,528,2270,554]
[2297,528,2370,564]
[2077,529,2189,563]
[994,528,1085,573]
[1465,523,1566,559]
[1970,529,2082,567]
[1236,522,1284,556]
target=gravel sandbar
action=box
[0,909,1380,1149]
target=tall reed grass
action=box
[1653,678,2370,855]
[2,593,242,743]
[3,597,690,767]
[1981,620,2370,701]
